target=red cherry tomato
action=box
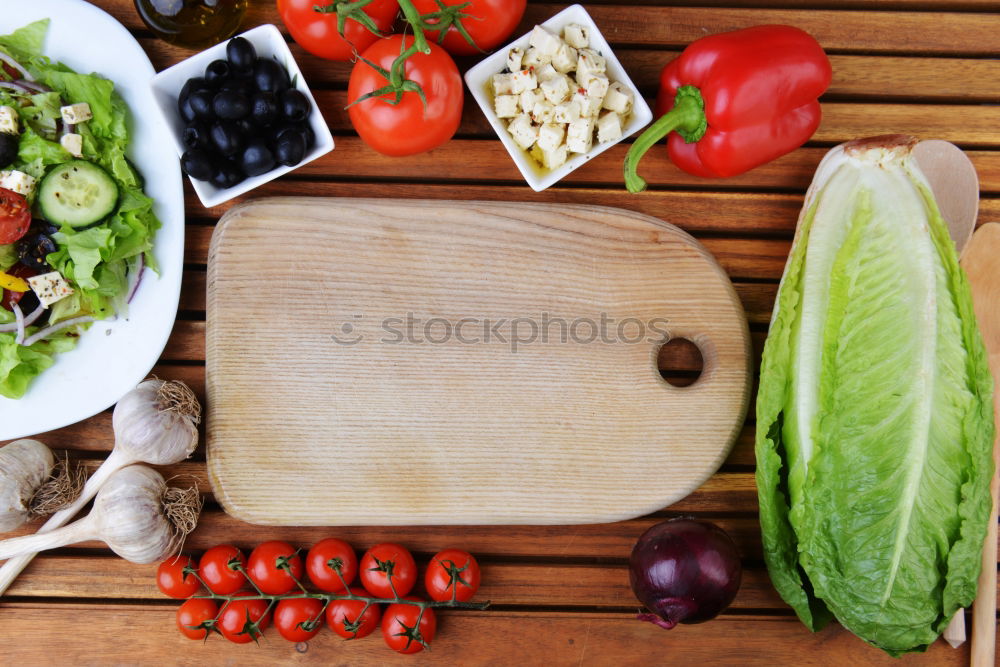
[156,555,201,599]
[247,540,303,595]
[274,597,324,642]
[176,597,219,640]
[325,587,382,639]
[360,542,417,598]
[412,0,526,56]
[218,593,271,644]
[382,599,436,654]
[199,544,247,595]
[425,549,481,602]
[2,264,34,312]
[306,538,358,593]
[347,35,463,157]
[277,0,398,61]
[0,187,31,245]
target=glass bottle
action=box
[133,0,248,50]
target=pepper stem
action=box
[623,85,707,193]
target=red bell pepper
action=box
[624,25,831,191]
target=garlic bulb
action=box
[0,440,54,532]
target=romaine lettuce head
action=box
[755,135,995,656]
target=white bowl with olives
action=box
[149,24,334,208]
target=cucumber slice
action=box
[38,160,118,228]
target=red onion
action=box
[0,80,34,95]
[15,79,49,93]
[21,316,95,347]
[11,302,25,345]
[0,303,43,333]
[0,52,32,81]
[125,254,145,304]
[628,518,742,630]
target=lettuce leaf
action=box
[755,137,995,656]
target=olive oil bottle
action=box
[134,0,248,49]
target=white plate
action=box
[0,0,183,439]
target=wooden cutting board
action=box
[205,198,751,525]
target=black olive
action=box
[204,60,231,86]
[188,89,216,120]
[179,77,212,105]
[211,160,245,189]
[210,121,245,157]
[212,90,250,120]
[273,130,305,167]
[181,149,214,181]
[16,233,57,273]
[0,133,18,168]
[226,37,257,73]
[12,289,47,326]
[182,122,210,150]
[253,58,290,94]
[273,122,314,151]
[280,88,310,123]
[297,122,315,150]
[240,139,276,177]
[219,77,253,97]
[27,220,58,237]
[249,91,278,127]
[178,95,198,124]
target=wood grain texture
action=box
[205,198,751,524]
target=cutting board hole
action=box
[657,338,704,387]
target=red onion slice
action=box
[125,254,145,304]
[0,303,44,333]
[11,302,25,344]
[0,52,33,81]
[0,80,34,95]
[21,315,95,347]
[15,79,49,93]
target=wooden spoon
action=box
[959,223,1000,667]
[914,139,979,256]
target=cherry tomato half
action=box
[347,35,463,157]
[277,0,398,61]
[247,540,303,595]
[0,187,31,245]
[157,555,202,599]
[218,593,271,644]
[412,0,526,56]
[176,598,219,640]
[274,597,324,642]
[360,542,417,598]
[325,587,382,639]
[306,538,358,593]
[425,549,481,602]
[382,600,436,654]
[199,544,247,595]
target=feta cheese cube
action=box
[582,73,609,103]
[596,111,622,143]
[535,63,559,83]
[60,102,92,125]
[0,170,36,198]
[495,94,520,119]
[522,47,551,68]
[576,49,606,80]
[552,100,582,124]
[566,117,595,154]
[563,23,590,49]
[27,271,74,308]
[551,42,578,74]
[540,74,571,105]
[530,100,555,124]
[60,132,84,158]
[536,123,566,152]
[519,88,544,113]
[572,90,603,118]
[540,143,568,170]
[506,47,524,73]
[602,81,634,114]
[507,114,539,150]
[529,25,562,56]
[0,106,18,135]
[510,69,538,95]
[492,72,516,95]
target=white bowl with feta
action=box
[465,4,652,192]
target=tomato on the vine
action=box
[425,548,481,602]
[360,542,417,598]
[277,0,398,61]
[157,555,201,599]
[274,597,324,642]
[218,593,271,644]
[347,35,463,157]
[306,538,358,593]
[199,544,247,595]
[412,0,526,56]
[176,598,219,640]
[325,587,382,639]
[247,540,303,595]
[0,187,31,245]
[382,600,436,654]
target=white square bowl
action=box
[464,4,652,192]
[149,24,334,208]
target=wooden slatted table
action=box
[2,0,998,663]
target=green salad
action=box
[0,19,160,399]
